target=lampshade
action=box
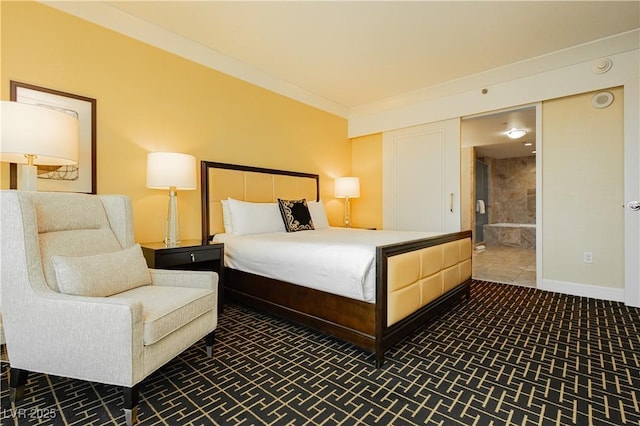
[0,101,79,165]
[146,152,197,190]
[335,177,360,198]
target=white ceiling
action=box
[71,1,639,110]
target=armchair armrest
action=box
[149,268,218,291]
[3,289,145,386]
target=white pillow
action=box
[52,244,151,297]
[307,200,329,229]
[221,199,233,233]
[227,198,286,235]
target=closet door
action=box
[383,118,461,232]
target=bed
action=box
[201,161,472,367]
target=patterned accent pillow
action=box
[277,198,315,232]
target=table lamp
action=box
[1,101,79,191]
[335,176,360,228]
[146,152,196,246]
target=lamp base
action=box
[164,188,180,246]
[343,197,352,228]
[21,164,38,191]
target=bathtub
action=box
[483,223,536,248]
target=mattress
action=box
[213,227,442,303]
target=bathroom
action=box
[461,106,537,287]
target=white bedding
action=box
[213,227,442,303]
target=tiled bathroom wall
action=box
[489,156,536,224]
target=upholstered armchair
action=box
[0,191,218,425]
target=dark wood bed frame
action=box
[201,161,472,367]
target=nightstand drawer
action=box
[155,247,221,268]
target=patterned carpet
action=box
[1,280,639,425]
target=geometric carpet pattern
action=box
[1,280,639,425]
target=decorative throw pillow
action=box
[52,244,152,297]
[278,198,315,232]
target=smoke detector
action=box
[592,58,613,74]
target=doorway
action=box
[462,106,537,287]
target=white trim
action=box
[349,45,640,138]
[535,103,543,292]
[41,1,349,118]
[539,279,625,303]
[623,77,640,308]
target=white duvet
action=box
[213,227,442,303]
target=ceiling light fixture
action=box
[506,128,527,139]
[522,141,533,147]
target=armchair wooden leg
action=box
[123,384,139,426]
[9,368,28,403]
[206,331,215,358]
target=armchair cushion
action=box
[52,244,151,297]
[110,285,215,345]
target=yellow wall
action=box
[1,2,350,242]
[351,132,382,230]
[542,87,624,288]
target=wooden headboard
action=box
[200,161,320,242]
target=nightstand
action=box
[140,240,224,311]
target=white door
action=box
[383,118,461,232]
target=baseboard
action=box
[539,279,625,302]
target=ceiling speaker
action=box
[592,91,614,109]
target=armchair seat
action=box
[0,191,218,426]
[111,284,215,346]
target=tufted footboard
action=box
[374,230,472,367]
